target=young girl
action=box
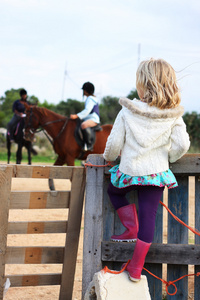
[70,82,100,151]
[103,58,190,282]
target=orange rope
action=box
[160,201,200,236]
[143,267,200,296]
[84,160,114,168]
[102,262,200,296]
[102,261,129,275]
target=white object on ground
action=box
[3,278,11,297]
[84,270,151,300]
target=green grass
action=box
[0,149,82,166]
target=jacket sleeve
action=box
[169,117,190,163]
[103,110,125,162]
[77,97,97,120]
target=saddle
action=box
[74,119,102,152]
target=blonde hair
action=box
[136,58,181,109]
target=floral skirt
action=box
[109,165,178,189]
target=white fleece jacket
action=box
[103,98,190,176]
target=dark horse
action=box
[7,118,37,164]
[23,103,112,188]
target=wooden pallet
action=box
[0,164,85,300]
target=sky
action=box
[0,0,200,112]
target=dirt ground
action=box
[1,162,196,300]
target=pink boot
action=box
[126,238,151,281]
[111,204,139,242]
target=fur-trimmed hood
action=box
[118,97,185,148]
[119,97,184,119]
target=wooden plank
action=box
[104,154,200,175]
[169,154,200,175]
[8,220,67,234]
[195,176,200,300]
[0,165,12,299]
[103,176,114,242]
[8,273,61,287]
[82,155,105,299]
[101,242,200,265]
[143,194,164,300]
[167,176,188,300]
[12,164,79,179]
[5,246,64,264]
[10,191,70,209]
[102,175,115,271]
[59,167,86,300]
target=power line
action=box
[138,43,141,66]
[61,62,67,100]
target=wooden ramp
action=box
[0,164,85,300]
[82,154,200,300]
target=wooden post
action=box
[82,155,105,299]
[195,176,200,300]
[59,167,86,300]
[167,176,189,300]
[0,165,12,299]
[143,194,163,299]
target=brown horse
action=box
[23,102,112,165]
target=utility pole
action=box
[61,62,67,100]
[138,43,141,66]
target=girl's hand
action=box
[70,114,78,119]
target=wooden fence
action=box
[82,154,200,300]
[0,164,85,300]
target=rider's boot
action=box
[111,203,138,242]
[81,127,94,151]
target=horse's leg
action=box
[16,143,22,164]
[65,154,75,166]
[48,156,66,191]
[26,142,32,165]
[7,136,11,164]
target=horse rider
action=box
[70,82,100,151]
[7,89,28,142]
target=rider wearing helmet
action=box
[70,82,100,151]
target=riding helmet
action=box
[82,82,95,95]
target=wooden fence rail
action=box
[0,164,86,300]
[82,154,200,300]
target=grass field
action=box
[0,147,82,165]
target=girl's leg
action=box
[107,182,138,242]
[137,186,164,243]
[81,120,97,151]
[126,185,164,281]
[107,181,130,210]
[81,119,97,129]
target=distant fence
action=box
[0,164,85,300]
[82,154,200,300]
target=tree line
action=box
[0,88,199,151]
[0,88,139,126]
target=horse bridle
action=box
[25,107,69,144]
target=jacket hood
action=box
[119,97,184,148]
[119,97,184,119]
